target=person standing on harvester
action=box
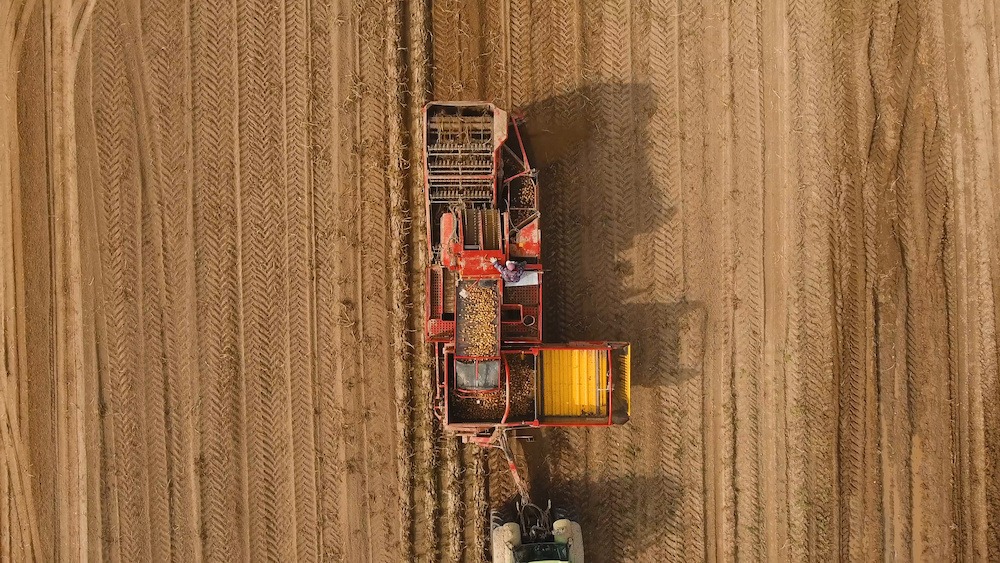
[490,257,525,283]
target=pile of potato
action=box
[507,355,536,420]
[449,389,504,422]
[514,179,535,208]
[458,281,499,356]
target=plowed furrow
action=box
[384,0,414,558]
[457,2,484,98]
[441,439,465,560]
[482,0,508,105]
[350,3,402,559]
[282,0,320,558]
[486,446,518,514]
[236,1,296,559]
[467,447,487,563]
[403,0,441,557]
[190,0,246,557]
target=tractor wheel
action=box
[552,507,569,522]
[490,509,505,532]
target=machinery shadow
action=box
[503,440,684,559]
[495,83,711,561]
[515,83,705,389]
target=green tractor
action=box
[487,432,584,562]
[490,500,584,563]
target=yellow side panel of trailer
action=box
[541,349,608,417]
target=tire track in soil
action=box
[114,5,176,559]
[891,13,957,559]
[140,0,203,558]
[676,0,737,560]
[508,0,531,107]
[342,2,403,559]
[517,0,596,547]
[642,0,705,559]
[829,0,876,559]
[385,0,415,560]
[858,1,922,559]
[712,0,769,558]
[785,0,838,557]
[138,120,173,563]
[77,37,113,560]
[938,0,999,556]
[310,0,347,558]
[190,0,247,557]
[281,0,321,558]
[590,3,640,561]
[235,1,296,559]
[430,0,461,99]
[91,4,152,560]
[78,23,109,563]
[535,0,589,533]
[726,0,766,559]
[870,2,916,557]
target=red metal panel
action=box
[511,219,541,258]
[458,250,504,278]
[440,212,457,267]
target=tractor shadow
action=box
[508,437,685,561]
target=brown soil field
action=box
[2,0,999,561]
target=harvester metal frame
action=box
[422,102,631,445]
